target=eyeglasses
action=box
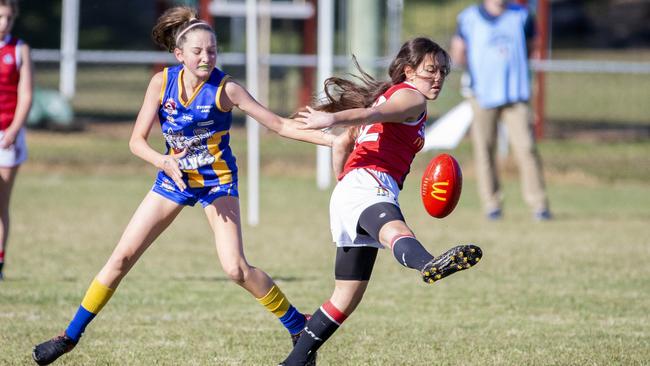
[413,69,446,82]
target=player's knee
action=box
[224,268,245,284]
[222,264,246,283]
[378,224,413,247]
[357,202,405,241]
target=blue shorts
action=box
[151,172,239,207]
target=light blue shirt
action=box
[457,3,534,109]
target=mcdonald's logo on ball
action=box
[420,153,462,218]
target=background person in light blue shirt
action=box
[450,0,551,221]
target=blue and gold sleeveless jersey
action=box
[158,65,237,188]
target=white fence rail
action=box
[33,49,650,74]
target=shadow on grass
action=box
[171,275,311,282]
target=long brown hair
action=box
[314,37,450,113]
[151,6,214,52]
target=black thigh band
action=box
[334,246,378,281]
[357,202,405,241]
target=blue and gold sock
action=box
[65,278,115,342]
[257,284,306,335]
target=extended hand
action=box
[157,148,188,191]
[295,106,336,130]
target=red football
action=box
[420,153,463,218]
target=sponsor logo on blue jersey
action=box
[195,105,212,113]
[163,98,178,115]
[160,178,176,192]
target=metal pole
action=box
[316,0,334,189]
[299,0,317,107]
[230,0,246,53]
[246,0,260,225]
[258,0,271,106]
[348,0,380,76]
[386,0,403,55]
[199,0,213,26]
[60,0,79,99]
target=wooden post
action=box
[199,0,213,26]
[533,0,549,139]
[300,0,317,107]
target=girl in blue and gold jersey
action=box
[33,6,332,365]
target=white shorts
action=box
[330,168,401,248]
[0,128,27,168]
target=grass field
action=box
[1,125,649,365]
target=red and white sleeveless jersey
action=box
[339,82,427,188]
[0,35,22,131]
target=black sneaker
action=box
[421,245,482,284]
[32,332,77,365]
[287,314,316,366]
[278,352,317,366]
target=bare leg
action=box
[330,279,369,315]
[96,191,184,288]
[204,195,307,338]
[0,165,19,278]
[203,195,273,297]
[32,191,184,365]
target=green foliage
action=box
[0,127,648,365]
[13,0,62,48]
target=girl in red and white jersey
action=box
[0,0,33,280]
[280,38,482,365]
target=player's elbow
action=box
[128,136,142,155]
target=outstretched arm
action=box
[221,79,334,147]
[296,89,426,130]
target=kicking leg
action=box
[358,202,482,283]
[358,202,434,270]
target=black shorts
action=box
[334,246,378,281]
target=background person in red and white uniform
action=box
[279,38,482,366]
[0,0,33,281]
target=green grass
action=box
[1,127,649,365]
